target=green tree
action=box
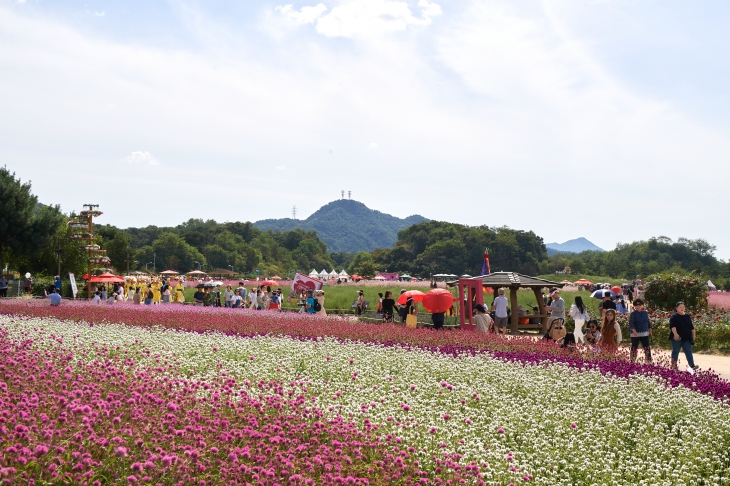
[151,232,205,273]
[348,251,378,278]
[0,168,64,274]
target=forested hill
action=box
[254,200,428,253]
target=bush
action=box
[644,273,708,311]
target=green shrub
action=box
[644,273,708,311]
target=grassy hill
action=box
[254,200,428,253]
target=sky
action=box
[1,0,729,259]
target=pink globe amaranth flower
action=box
[442,414,451,421]
[127,475,138,484]
[115,446,128,457]
[497,427,505,434]
[570,422,577,429]
[34,445,49,457]
[326,356,331,361]
[167,402,178,412]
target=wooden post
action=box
[509,286,519,334]
[533,287,547,332]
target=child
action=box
[628,298,653,363]
[584,319,601,345]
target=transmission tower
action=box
[341,190,344,199]
[348,191,351,200]
[292,205,297,220]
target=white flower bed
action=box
[4,314,730,485]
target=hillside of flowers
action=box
[2,301,730,484]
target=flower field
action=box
[2,302,730,484]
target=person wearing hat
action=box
[474,304,493,334]
[545,289,565,330]
[397,289,407,323]
[356,290,365,315]
[493,288,509,335]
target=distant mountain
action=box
[254,200,428,253]
[546,237,604,255]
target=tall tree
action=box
[0,167,64,274]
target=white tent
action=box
[339,270,349,276]
[319,269,329,278]
[308,269,319,278]
[329,270,338,278]
[373,275,386,281]
[708,280,717,290]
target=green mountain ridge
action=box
[254,200,428,253]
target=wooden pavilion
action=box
[456,272,565,334]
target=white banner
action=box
[68,273,78,298]
[290,273,323,294]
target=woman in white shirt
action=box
[474,304,493,334]
[569,296,590,344]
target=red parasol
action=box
[89,273,125,283]
[260,280,277,287]
[574,279,592,285]
[397,290,426,305]
[351,275,364,281]
[611,286,622,295]
[421,289,456,313]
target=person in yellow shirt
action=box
[174,280,185,303]
[151,279,162,304]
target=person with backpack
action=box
[629,298,653,363]
[314,290,326,315]
[305,289,317,314]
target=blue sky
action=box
[2,0,729,259]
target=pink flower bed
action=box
[0,329,482,485]
[709,292,730,310]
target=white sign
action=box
[68,273,78,298]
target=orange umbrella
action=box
[421,289,456,313]
[397,290,425,305]
[574,279,592,285]
[260,280,277,287]
[611,286,622,294]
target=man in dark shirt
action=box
[193,289,205,306]
[601,292,616,317]
[669,301,697,370]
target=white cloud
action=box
[313,0,442,37]
[275,3,327,24]
[275,165,286,170]
[121,151,160,166]
[367,142,379,150]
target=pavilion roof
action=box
[450,272,565,289]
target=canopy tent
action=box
[373,275,386,281]
[456,272,565,333]
[560,279,573,285]
[329,270,338,278]
[271,275,282,280]
[318,269,329,277]
[708,280,717,290]
[186,270,207,275]
[574,279,592,285]
[160,270,179,275]
[309,269,319,277]
[338,270,349,277]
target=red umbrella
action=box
[421,289,456,313]
[89,273,125,283]
[397,290,425,305]
[611,286,622,295]
[574,279,592,285]
[260,280,277,287]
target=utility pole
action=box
[292,206,297,219]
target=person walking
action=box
[628,298,652,363]
[493,288,509,335]
[597,309,621,352]
[305,289,316,314]
[0,275,7,298]
[669,301,698,370]
[569,296,590,344]
[546,289,565,332]
[224,285,234,308]
[133,287,141,305]
[356,290,365,316]
[315,290,326,316]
